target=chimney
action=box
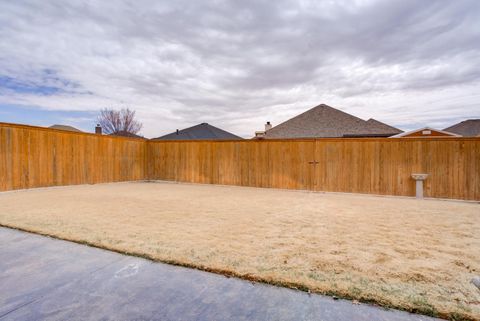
[95,124,102,135]
[176,129,179,135]
[265,121,272,131]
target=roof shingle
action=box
[49,124,82,132]
[152,123,243,141]
[443,119,480,137]
[109,131,145,139]
[264,104,402,139]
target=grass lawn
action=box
[0,181,478,320]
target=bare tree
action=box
[97,108,142,135]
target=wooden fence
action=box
[1,122,479,200]
[0,123,146,191]
[147,138,480,200]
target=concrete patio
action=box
[0,227,439,321]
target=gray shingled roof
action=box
[443,119,480,137]
[151,123,243,141]
[264,104,402,139]
[366,118,402,134]
[49,124,83,132]
[109,131,145,139]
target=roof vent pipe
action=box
[265,121,272,131]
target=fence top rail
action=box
[147,137,480,143]
[0,122,147,141]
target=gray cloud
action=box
[0,0,479,137]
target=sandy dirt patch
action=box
[0,182,479,320]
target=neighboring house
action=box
[390,127,460,138]
[151,123,243,141]
[255,104,402,139]
[443,119,480,137]
[109,131,145,139]
[49,124,83,132]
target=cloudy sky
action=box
[0,0,479,138]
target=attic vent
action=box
[422,130,431,135]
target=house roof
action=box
[264,104,403,139]
[49,124,83,132]
[109,131,145,139]
[151,123,243,141]
[390,127,460,138]
[366,118,402,134]
[443,119,480,137]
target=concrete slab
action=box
[0,227,440,321]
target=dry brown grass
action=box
[0,182,479,320]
